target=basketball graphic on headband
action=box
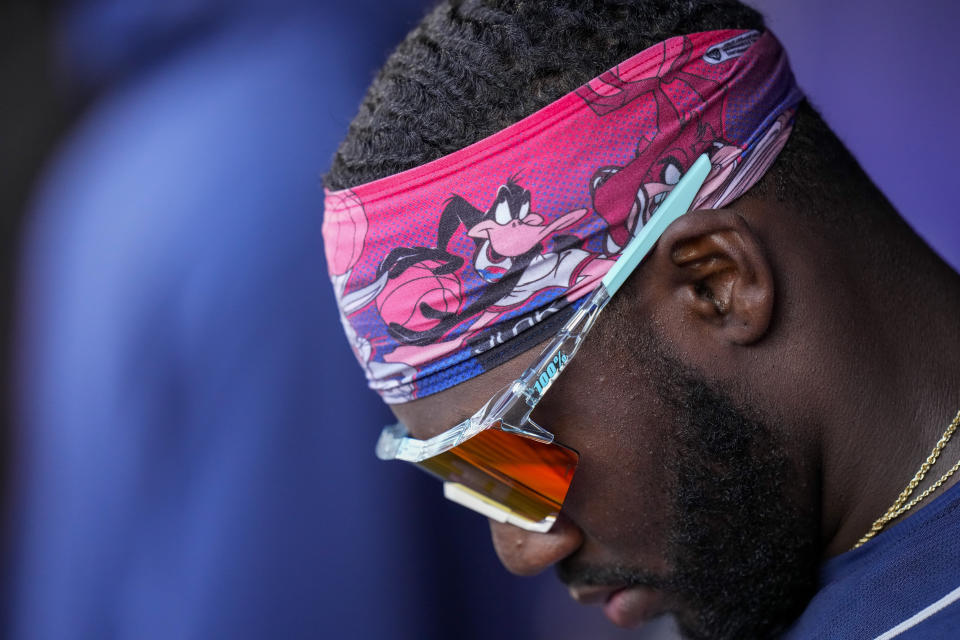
[376,260,463,332]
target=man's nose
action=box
[489,515,583,576]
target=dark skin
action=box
[392,192,960,630]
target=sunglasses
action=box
[376,154,711,532]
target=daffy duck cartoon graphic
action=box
[378,177,613,366]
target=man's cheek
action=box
[558,407,676,568]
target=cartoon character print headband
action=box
[323,29,803,403]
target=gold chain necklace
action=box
[852,408,960,550]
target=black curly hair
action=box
[325,0,896,233]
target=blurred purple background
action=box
[757,0,959,271]
[3,1,957,640]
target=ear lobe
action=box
[661,209,774,345]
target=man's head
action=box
[324,0,929,637]
[379,201,825,639]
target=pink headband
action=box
[323,29,802,403]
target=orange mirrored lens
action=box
[417,426,578,523]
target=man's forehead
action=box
[390,340,549,440]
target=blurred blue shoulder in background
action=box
[8,1,504,637]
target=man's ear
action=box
[651,208,774,345]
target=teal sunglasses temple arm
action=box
[504,154,712,424]
[601,153,711,296]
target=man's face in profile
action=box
[391,244,820,640]
[328,13,823,638]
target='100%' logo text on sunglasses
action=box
[532,351,569,398]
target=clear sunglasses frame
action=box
[375,154,712,531]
